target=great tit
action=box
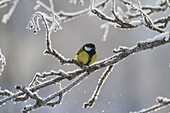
[75,43,97,66]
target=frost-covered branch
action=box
[153,15,170,29]
[84,65,114,108]
[124,0,169,19]
[90,0,169,40]
[0,28,169,112]
[0,89,13,97]
[120,0,165,33]
[34,0,110,23]
[0,0,170,113]
[131,96,170,113]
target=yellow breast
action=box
[75,47,97,65]
[75,50,89,65]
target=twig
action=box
[112,0,135,28]
[120,0,165,33]
[0,89,13,97]
[35,0,110,23]
[91,0,168,33]
[22,72,90,112]
[29,70,72,87]
[124,1,168,19]
[46,92,63,107]
[84,65,114,108]
[153,15,170,29]
[91,0,116,23]
[131,96,170,113]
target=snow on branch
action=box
[147,31,169,42]
[0,89,13,97]
[131,96,170,113]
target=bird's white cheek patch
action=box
[84,46,92,52]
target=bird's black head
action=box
[84,43,96,49]
[83,43,96,52]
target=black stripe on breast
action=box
[88,49,96,58]
[86,49,96,65]
[86,58,91,65]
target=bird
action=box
[75,43,97,66]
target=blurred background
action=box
[0,0,170,113]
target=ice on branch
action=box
[1,0,19,24]
[0,49,6,76]
[147,32,169,43]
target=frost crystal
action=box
[0,49,6,76]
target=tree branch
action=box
[0,0,170,113]
[84,65,114,108]
[131,96,170,113]
[0,31,169,112]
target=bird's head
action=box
[83,43,96,52]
